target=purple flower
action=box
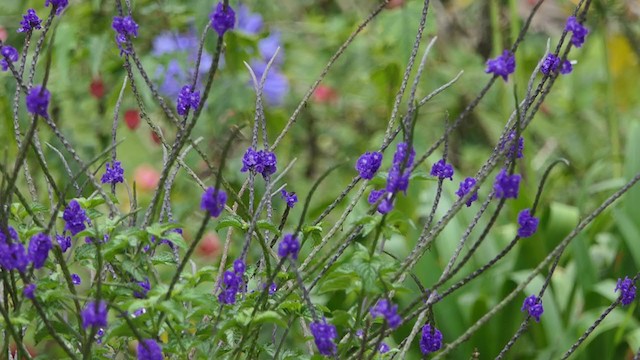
[96,328,105,344]
[378,196,394,214]
[101,161,124,184]
[560,60,573,74]
[456,177,478,207]
[485,50,516,81]
[521,294,544,322]
[201,187,227,217]
[0,242,29,272]
[277,234,300,260]
[236,4,263,35]
[241,147,278,178]
[28,233,52,269]
[501,132,524,159]
[176,85,201,116]
[133,308,146,317]
[137,339,163,360]
[133,278,151,299]
[540,53,561,75]
[615,276,636,306]
[310,320,337,356]
[72,274,81,285]
[493,168,521,199]
[565,16,589,48]
[370,299,402,329]
[233,259,246,274]
[281,189,298,208]
[56,234,71,252]
[63,200,89,236]
[82,301,108,329]
[430,159,454,180]
[420,324,443,355]
[24,284,36,299]
[356,151,383,180]
[112,16,139,55]
[517,209,539,238]
[25,86,51,117]
[386,167,410,194]
[379,342,390,354]
[1,46,19,72]
[392,142,415,169]
[368,189,386,205]
[18,9,42,33]
[219,266,243,305]
[210,2,236,37]
[259,32,284,66]
[269,282,277,295]
[249,61,289,106]
[45,0,68,15]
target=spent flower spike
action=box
[485,50,516,81]
[517,209,539,238]
[356,151,383,180]
[420,324,443,355]
[521,295,544,322]
[18,9,42,33]
[201,187,227,218]
[615,276,636,306]
[210,2,236,37]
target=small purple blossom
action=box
[456,177,478,207]
[137,339,163,360]
[236,4,263,35]
[386,167,410,194]
[430,159,454,180]
[112,16,139,55]
[269,282,277,295]
[493,168,521,199]
[18,9,42,33]
[133,278,151,299]
[101,161,124,184]
[560,60,573,74]
[63,200,89,236]
[278,234,300,260]
[392,142,415,169]
[56,234,71,252]
[485,50,516,81]
[379,342,390,354]
[1,46,19,72]
[176,85,200,116]
[420,324,443,355]
[356,151,383,180]
[24,284,36,299]
[241,147,277,178]
[370,299,402,329]
[368,189,385,205]
[521,294,544,322]
[258,32,284,66]
[565,16,589,48]
[281,189,298,208]
[210,2,236,37]
[0,242,29,272]
[310,320,337,356]
[616,276,636,306]
[28,233,52,269]
[541,53,561,75]
[25,86,51,117]
[200,187,227,218]
[233,259,246,274]
[45,0,69,15]
[133,308,146,317]
[501,132,524,159]
[249,61,289,106]
[82,301,108,329]
[517,209,539,238]
[72,274,81,285]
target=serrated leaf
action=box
[74,244,96,261]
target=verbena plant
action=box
[0,0,638,359]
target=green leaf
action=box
[74,244,97,261]
[257,220,281,236]
[253,311,288,328]
[215,215,245,231]
[317,271,360,294]
[151,252,177,266]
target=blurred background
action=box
[1,0,640,358]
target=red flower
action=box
[89,77,105,99]
[124,109,140,130]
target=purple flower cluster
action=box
[45,0,69,15]
[218,259,245,305]
[281,189,298,208]
[176,85,200,116]
[1,46,19,72]
[112,16,139,55]
[28,233,52,269]
[356,151,383,180]
[456,177,479,207]
[485,50,516,81]
[0,227,28,272]
[501,132,524,159]
[210,2,236,37]
[25,86,51,117]
[493,169,521,199]
[101,161,124,184]
[517,209,539,238]
[615,276,636,306]
[521,294,544,322]
[18,9,42,33]
[540,53,573,75]
[24,284,36,299]
[565,16,589,48]
[420,324,443,355]
[82,301,108,329]
[63,200,90,236]
[430,159,454,180]
[201,187,227,218]
[370,299,402,329]
[241,147,277,178]
[133,278,151,299]
[310,320,337,356]
[368,142,416,214]
[72,274,81,285]
[56,234,71,252]
[138,339,163,360]
[278,234,300,260]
